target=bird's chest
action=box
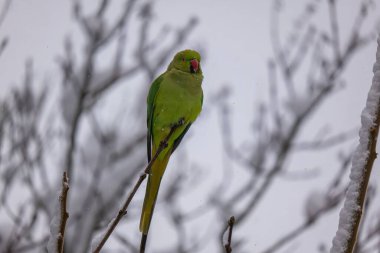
[154,81,201,124]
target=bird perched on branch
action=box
[140,49,203,251]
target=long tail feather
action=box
[140,234,148,253]
[139,154,170,235]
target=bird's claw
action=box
[177,118,185,126]
[171,117,185,128]
[159,141,168,149]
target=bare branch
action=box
[328,0,341,62]
[13,236,49,253]
[0,37,8,57]
[57,172,70,253]
[92,120,184,253]
[114,232,139,252]
[260,189,345,253]
[0,0,11,28]
[293,128,357,151]
[224,216,235,253]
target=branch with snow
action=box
[330,36,380,253]
[47,172,70,253]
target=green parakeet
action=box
[140,49,203,244]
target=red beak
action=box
[190,59,199,73]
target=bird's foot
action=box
[158,118,185,151]
[171,117,185,128]
[158,141,169,149]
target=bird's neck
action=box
[168,68,203,86]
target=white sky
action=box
[1,0,380,252]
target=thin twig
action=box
[224,216,235,253]
[92,119,183,253]
[259,191,345,253]
[0,37,8,57]
[0,0,11,28]
[57,172,70,253]
[14,236,49,253]
[293,128,357,151]
[328,0,341,62]
[114,232,139,252]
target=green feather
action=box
[140,49,204,236]
[146,74,164,162]
[172,123,192,153]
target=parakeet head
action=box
[168,49,202,74]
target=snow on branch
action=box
[47,172,70,253]
[330,36,380,253]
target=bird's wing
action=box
[146,74,164,162]
[171,90,202,154]
[171,123,192,154]
[201,90,203,107]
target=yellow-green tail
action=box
[140,155,170,234]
